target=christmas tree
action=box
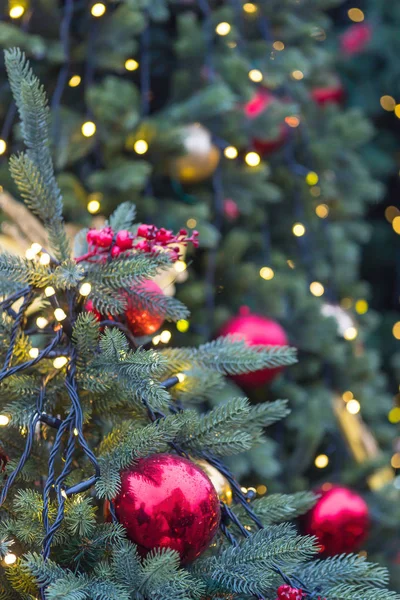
[1,47,398,600]
[0,0,399,588]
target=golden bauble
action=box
[193,458,233,505]
[169,124,220,184]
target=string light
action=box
[355,299,368,314]
[315,204,329,218]
[54,308,67,322]
[310,281,324,297]
[81,121,96,137]
[39,253,51,266]
[29,348,39,359]
[68,75,81,88]
[291,70,304,81]
[306,171,319,186]
[256,484,267,495]
[186,218,197,229]
[395,105,400,119]
[342,390,353,401]
[380,96,396,112]
[0,415,10,426]
[348,8,365,22]
[388,407,400,424]
[259,266,274,280]
[125,59,139,71]
[133,140,148,154]
[245,151,261,167]
[392,321,400,339]
[53,356,68,369]
[392,216,400,234]
[391,453,400,469]
[215,22,231,36]
[314,454,329,468]
[385,206,399,222]
[91,3,106,17]
[341,297,353,309]
[224,146,238,159]
[152,335,160,346]
[292,223,305,237]
[160,330,172,344]
[243,2,257,13]
[79,282,92,297]
[0,140,7,155]
[25,242,42,259]
[285,116,300,128]
[36,317,49,329]
[4,553,17,565]
[344,326,358,341]
[87,199,100,214]
[176,373,186,383]
[272,41,284,51]
[9,4,25,18]
[73,428,79,436]
[174,260,187,273]
[287,259,295,269]
[44,286,56,297]
[176,319,189,332]
[310,186,321,197]
[248,69,263,82]
[346,399,361,414]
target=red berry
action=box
[87,229,99,246]
[97,228,114,248]
[137,224,153,239]
[277,585,305,600]
[111,245,122,258]
[115,230,133,250]
[155,228,174,244]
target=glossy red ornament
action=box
[219,309,288,388]
[244,90,287,155]
[125,279,165,336]
[276,585,305,600]
[311,83,345,106]
[114,453,221,564]
[302,485,369,555]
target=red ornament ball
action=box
[311,83,345,106]
[340,23,372,56]
[219,310,289,388]
[125,279,165,336]
[276,585,305,600]
[244,90,287,155]
[114,453,221,564]
[302,485,369,556]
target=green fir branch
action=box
[233,492,317,527]
[72,313,100,365]
[107,201,137,231]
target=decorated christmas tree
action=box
[1,48,398,600]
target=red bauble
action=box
[125,280,165,336]
[302,485,369,555]
[340,23,372,56]
[219,310,289,388]
[114,453,221,564]
[311,84,345,106]
[244,90,287,155]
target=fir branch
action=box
[107,202,137,231]
[72,313,100,365]
[64,496,96,538]
[171,367,225,403]
[233,492,317,527]
[89,283,128,316]
[299,554,390,590]
[110,540,142,592]
[86,253,172,291]
[128,284,190,322]
[326,585,400,600]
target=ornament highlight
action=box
[193,458,233,505]
[114,454,221,563]
[219,310,289,387]
[169,124,220,184]
[302,485,369,555]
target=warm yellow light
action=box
[174,260,187,273]
[61,489,68,499]
[259,266,274,280]
[68,75,81,88]
[391,453,400,469]
[152,335,160,346]
[44,286,56,297]
[385,206,399,222]
[176,319,189,333]
[291,70,304,80]
[91,2,106,17]
[73,428,79,436]
[133,140,148,154]
[215,22,231,36]
[272,41,285,51]
[344,326,358,341]
[4,553,17,565]
[310,186,321,197]
[176,372,186,383]
[355,299,368,315]
[306,171,319,186]
[54,308,67,321]
[315,204,329,218]
[346,399,361,414]
[315,454,329,469]
[388,407,400,424]
[79,282,92,297]
[0,415,10,426]
[310,281,324,297]
[39,253,50,266]
[393,321,400,339]
[256,484,267,495]
[87,199,100,214]
[392,216,400,234]
[224,145,238,159]
[25,242,42,260]
[125,58,139,71]
[9,5,25,18]
[160,330,172,344]
[0,139,7,155]
[53,356,68,369]
[292,223,305,237]
[81,121,96,137]
[285,116,300,128]
[245,151,261,167]
[29,348,39,359]
[395,105,400,119]
[287,259,295,269]
[380,95,396,112]
[348,8,365,22]
[36,317,49,329]
[249,69,263,82]
[25,248,36,260]
[342,390,353,402]
[243,2,257,13]
[187,218,197,228]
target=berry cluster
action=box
[78,224,199,263]
[276,586,305,600]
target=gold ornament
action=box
[194,458,233,505]
[169,124,220,184]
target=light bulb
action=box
[355,299,368,315]
[348,7,364,22]
[310,281,324,297]
[306,171,319,186]
[133,140,148,154]
[176,319,189,332]
[342,390,353,401]
[160,330,172,344]
[0,139,7,155]
[344,326,358,341]
[245,151,261,167]
[81,121,96,137]
[259,267,274,280]
[9,5,24,18]
[291,70,304,80]
[186,218,197,228]
[91,3,106,17]
[272,41,284,51]
[215,22,231,36]
[54,308,67,321]
[224,146,238,159]
[393,321,400,339]
[285,116,300,128]
[39,253,50,265]
[79,282,92,297]
[0,415,10,426]
[292,223,306,237]
[4,553,17,565]
[174,260,187,273]
[125,59,139,71]
[36,317,49,329]
[248,69,263,82]
[346,399,361,414]
[87,199,100,214]
[29,348,39,359]
[314,454,329,468]
[73,428,79,436]
[44,286,56,297]
[315,204,329,218]
[176,373,186,383]
[68,75,81,87]
[53,356,68,369]
[380,95,395,112]
[243,2,257,13]
[152,335,161,346]
[29,243,42,255]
